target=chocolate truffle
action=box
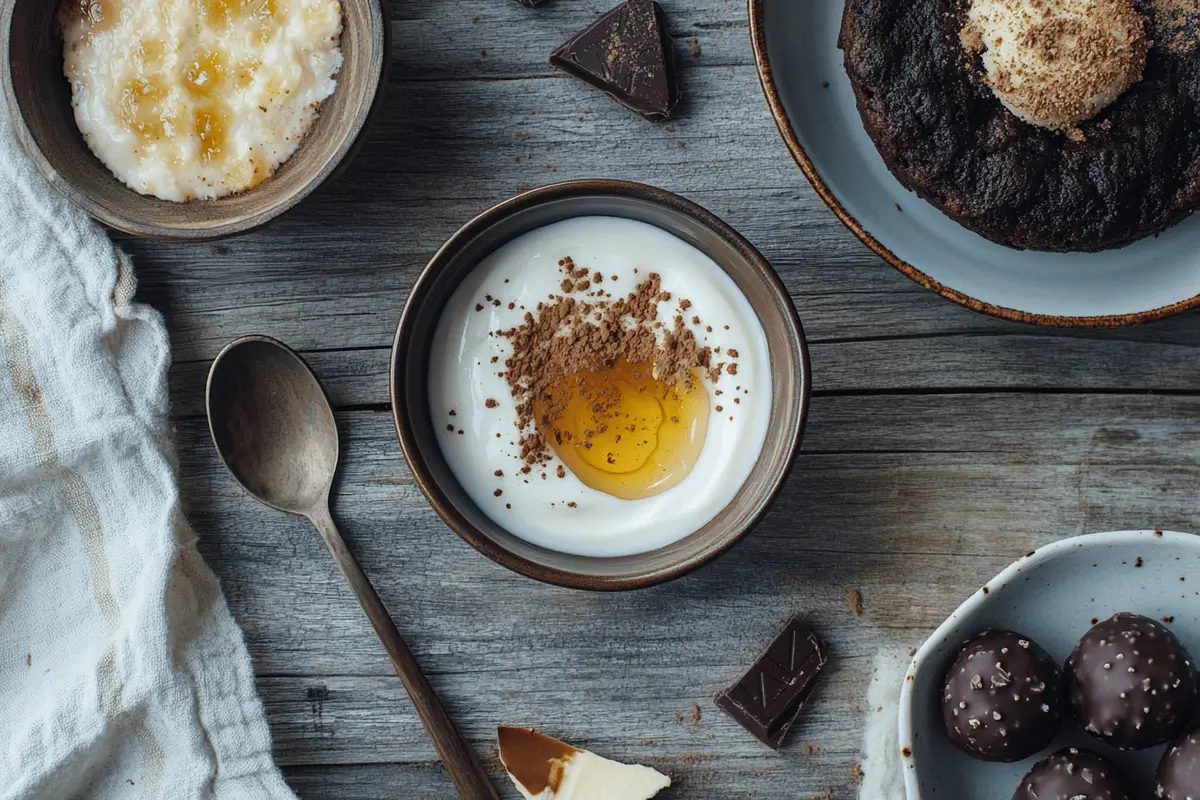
[942,630,1064,762]
[1157,726,1200,800]
[1013,748,1133,800]
[1066,613,1198,750]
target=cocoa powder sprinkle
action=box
[495,258,724,466]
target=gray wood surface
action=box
[123,1,1200,797]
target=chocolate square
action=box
[715,616,829,749]
[549,0,680,120]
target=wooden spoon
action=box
[206,335,498,800]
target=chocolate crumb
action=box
[449,410,457,416]
[567,501,577,508]
[494,470,504,477]
[847,589,864,616]
[486,398,499,409]
[691,703,702,723]
[475,304,484,312]
[494,489,503,497]
[446,424,455,432]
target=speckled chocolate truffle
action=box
[1066,613,1198,750]
[1013,748,1133,800]
[942,629,1064,762]
[1157,726,1200,800]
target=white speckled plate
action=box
[749,1,1200,326]
[899,530,1200,799]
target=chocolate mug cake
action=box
[840,0,1200,252]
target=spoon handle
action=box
[309,505,500,800]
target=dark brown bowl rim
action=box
[0,0,390,242]
[747,0,1200,328]
[390,179,811,591]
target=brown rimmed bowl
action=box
[1,0,388,241]
[749,0,1200,327]
[390,180,810,591]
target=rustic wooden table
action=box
[119,1,1200,797]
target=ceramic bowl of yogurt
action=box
[391,180,810,590]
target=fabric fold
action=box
[0,103,294,799]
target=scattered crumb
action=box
[494,470,504,478]
[493,489,503,497]
[485,398,499,409]
[1164,615,1176,623]
[26,653,32,667]
[821,80,830,89]
[690,39,702,58]
[1135,556,1144,567]
[691,703,702,724]
[853,763,864,784]
[846,588,864,616]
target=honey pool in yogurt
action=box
[428,216,772,558]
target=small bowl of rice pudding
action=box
[1,0,387,240]
[391,180,810,590]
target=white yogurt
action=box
[428,217,772,558]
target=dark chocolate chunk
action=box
[941,630,1064,762]
[714,616,828,749]
[1158,726,1200,799]
[1066,613,1198,750]
[549,0,679,120]
[1013,748,1133,800]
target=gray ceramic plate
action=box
[750,1,1200,326]
[899,530,1200,799]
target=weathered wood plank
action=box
[167,329,1200,418]
[173,391,1199,797]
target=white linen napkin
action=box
[0,107,295,798]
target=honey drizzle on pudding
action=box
[59,0,343,201]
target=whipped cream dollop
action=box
[961,0,1149,131]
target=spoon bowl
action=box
[207,336,339,514]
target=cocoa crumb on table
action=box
[485,398,499,408]
[493,489,503,497]
[847,588,864,616]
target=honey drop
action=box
[119,76,174,144]
[193,104,229,165]
[185,48,226,100]
[534,359,708,500]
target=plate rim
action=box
[746,0,1200,328]
[896,529,1199,799]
